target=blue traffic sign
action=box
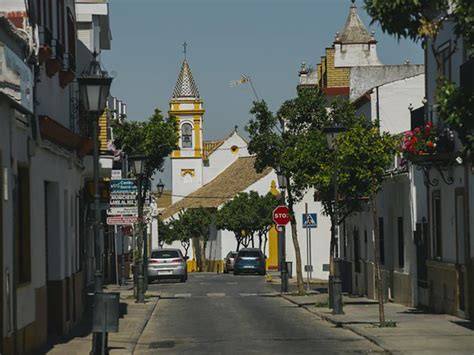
[302,213,317,228]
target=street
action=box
[135,274,382,354]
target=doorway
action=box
[45,182,60,335]
[455,188,466,314]
[0,152,3,353]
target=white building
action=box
[158,58,334,280]
[1,0,116,353]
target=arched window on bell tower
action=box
[181,123,193,148]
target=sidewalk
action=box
[44,284,158,354]
[282,292,474,354]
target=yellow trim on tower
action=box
[193,115,201,158]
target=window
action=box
[47,0,53,30]
[37,0,43,26]
[354,228,360,273]
[151,250,181,259]
[67,8,76,70]
[16,166,31,284]
[379,217,385,265]
[56,0,65,44]
[433,191,442,259]
[398,217,404,268]
[438,41,452,82]
[181,123,193,148]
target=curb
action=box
[280,294,392,354]
[131,296,159,354]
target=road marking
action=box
[226,282,238,285]
[199,282,210,285]
[239,293,257,297]
[207,293,226,297]
[174,293,191,298]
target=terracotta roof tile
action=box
[161,156,272,219]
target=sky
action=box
[102,0,423,186]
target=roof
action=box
[203,140,224,161]
[153,190,172,209]
[172,59,200,99]
[0,15,29,49]
[335,1,373,44]
[161,156,272,219]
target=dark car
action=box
[224,251,238,273]
[233,248,266,276]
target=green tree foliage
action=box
[216,192,278,251]
[177,207,213,271]
[246,86,363,294]
[335,123,398,326]
[113,109,178,179]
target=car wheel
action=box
[233,270,239,276]
[259,270,266,276]
[224,268,228,274]
[148,277,153,284]
[180,275,186,283]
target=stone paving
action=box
[44,284,158,355]
[282,293,474,354]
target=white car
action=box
[148,248,188,283]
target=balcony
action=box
[38,26,53,64]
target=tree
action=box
[179,207,213,271]
[335,123,398,326]
[247,86,363,295]
[113,108,178,287]
[216,192,278,252]
[113,108,178,179]
[216,192,256,251]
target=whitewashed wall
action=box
[203,132,249,184]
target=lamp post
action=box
[154,179,165,252]
[275,169,289,293]
[78,53,113,355]
[324,125,346,315]
[129,155,147,303]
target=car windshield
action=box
[151,250,180,259]
[228,252,237,258]
[238,250,261,258]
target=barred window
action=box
[181,123,192,148]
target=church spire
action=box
[335,0,374,44]
[172,59,200,99]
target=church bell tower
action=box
[169,51,205,203]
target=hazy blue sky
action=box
[102,0,423,185]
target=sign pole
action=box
[305,203,310,292]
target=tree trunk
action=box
[235,234,241,251]
[287,188,305,295]
[201,239,207,272]
[258,232,263,250]
[251,234,255,248]
[371,193,385,326]
[263,231,268,255]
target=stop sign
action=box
[273,205,290,225]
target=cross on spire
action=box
[182,41,188,60]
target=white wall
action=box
[377,74,425,134]
[203,132,249,184]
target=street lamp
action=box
[156,179,165,197]
[128,155,147,303]
[78,52,113,355]
[323,124,346,315]
[275,166,289,293]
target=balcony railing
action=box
[40,26,53,47]
[52,39,65,63]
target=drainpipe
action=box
[464,159,472,319]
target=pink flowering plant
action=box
[401,122,437,159]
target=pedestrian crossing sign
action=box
[302,213,317,228]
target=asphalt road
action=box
[135,273,382,354]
